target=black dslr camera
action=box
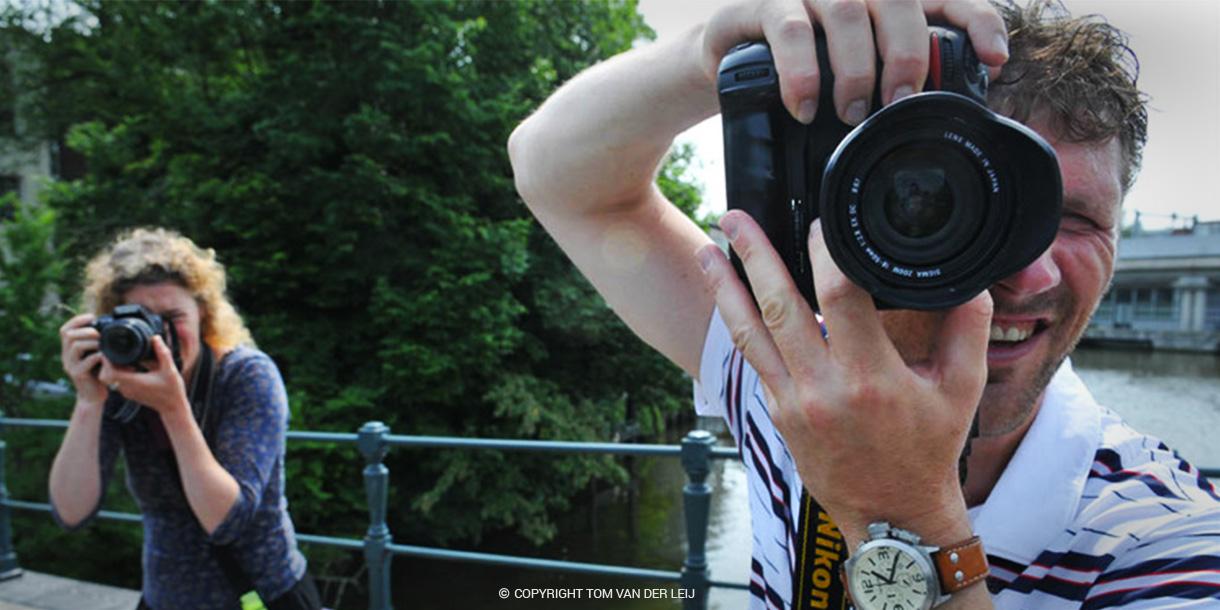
[93,304,181,370]
[94,304,183,422]
[718,26,1063,310]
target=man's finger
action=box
[760,0,821,123]
[933,289,993,407]
[923,0,1009,67]
[811,0,876,125]
[719,210,827,379]
[698,241,798,406]
[867,0,929,105]
[808,219,902,371]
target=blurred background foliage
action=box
[0,0,708,592]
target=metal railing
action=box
[4,413,1218,610]
[0,414,746,609]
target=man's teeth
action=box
[990,324,1035,342]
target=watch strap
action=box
[932,536,989,594]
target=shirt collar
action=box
[967,357,1101,565]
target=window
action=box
[1153,288,1177,320]
[0,60,13,137]
[1207,289,1220,330]
[1092,287,1116,323]
[0,175,19,221]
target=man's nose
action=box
[993,247,1061,298]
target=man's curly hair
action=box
[990,0,1149,193]
[82,227,254,352]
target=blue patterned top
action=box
[54,347,307,609]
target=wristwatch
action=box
[842,522,989,610]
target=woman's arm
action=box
[198,349,291,546]
[159,405,241,535]
[96,335,240,535]
[49,314,119,528]
[48,400,110,528]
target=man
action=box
[509,0,1219,608]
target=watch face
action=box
[848,541,936,610]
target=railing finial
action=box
[680,429,715,609]
[358,421,393,610]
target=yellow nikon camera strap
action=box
[792,489,849,610]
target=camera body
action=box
[718,27,1063,311]
[93,304,181,369]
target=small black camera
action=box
[93,304,180,368]
[718,26,1063,310]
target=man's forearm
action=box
[509,24,718,216]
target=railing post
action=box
[0,412,22,580]
[680,429,714,609]
[358,421,393,610]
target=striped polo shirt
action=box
[694,308,1220,609]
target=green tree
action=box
[4,0,709,581]
[0,196,67,409]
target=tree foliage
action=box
[2,0,709,581]
[0,194,68,409]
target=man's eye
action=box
[1062,213,1099,229]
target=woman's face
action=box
[121,281,204,383]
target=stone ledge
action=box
[0,570,139,610]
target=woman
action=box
[49,227,321,610]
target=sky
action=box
[636,0,1220,231]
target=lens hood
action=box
[818,92,1062,310]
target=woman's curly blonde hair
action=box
[81,227,253,352]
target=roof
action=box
[1117,232,1220,261]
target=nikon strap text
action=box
[792,489,849,610]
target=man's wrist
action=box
[648,22,720,127]
[840,496,974,551]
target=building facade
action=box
[1,40,54,218]
[1086,222,1220,352]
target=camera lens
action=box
[817,92,1062,310]
[100,321,151,366]
[883,166,953,239]
[108,328,137,354]
[859,141,984,267]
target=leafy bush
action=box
[3,1,706,582]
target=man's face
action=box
[880,129,1124,437]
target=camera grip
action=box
[717,27,984,312]
[718,43,807,306]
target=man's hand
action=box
[97,336,190,418]
[699,0,1009,125]
[697,212,993,548]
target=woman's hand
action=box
[60,314,107,408]
[698,212,993,548]
[97,336,190,417]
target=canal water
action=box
[399,347,1219,610]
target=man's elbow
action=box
[507,118,541,208]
